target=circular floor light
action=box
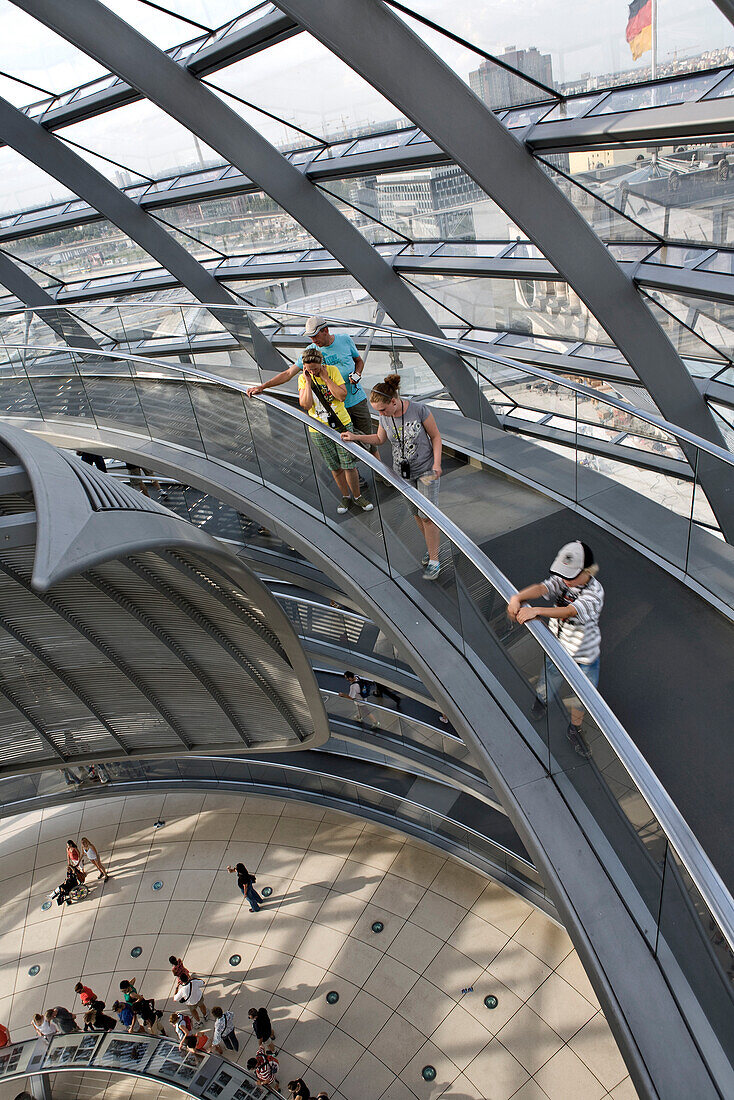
[262,887,273,898]
[484,995,498,1009]
[131,946,143,958]
[325,991,339,1005]
[152,880,164,891]
[422,1066,437,1081]
[229,954,241,967]
[28,965,40,977]
[371,921,384,934]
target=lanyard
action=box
[390,401,407,457]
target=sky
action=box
[0,0,732,106]
[0,0,731,217]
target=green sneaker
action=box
[337,497,351,515]
[353,494,374,512]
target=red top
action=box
[78,987,96,1006]
[171,959,191,983]
[0,1024,9,1047]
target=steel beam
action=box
[85,567,251,746]
[0,557,189,750]
[526,97,734,152]
[0,93,287,376]
[0,249,106,353]
[276,0,734,540]
[124,555,306,742]
[10,0,495,425]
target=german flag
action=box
[626,0,652,60]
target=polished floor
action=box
[0,791,638,1100]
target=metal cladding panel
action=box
[136,550,313,736]
[0,425,326,774]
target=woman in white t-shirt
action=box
[81,836,109,881]
[32,1012,58,1043]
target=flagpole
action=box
[655,0,660,157]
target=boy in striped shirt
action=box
[507,541,604,757]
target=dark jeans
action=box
[239,883,264,911]
[223,1029,239,1051]
[373,683,400,706]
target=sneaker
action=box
[336,497,351,515]
[531,697,547,721]
[567,723,591,758]
[353,494,374,512]
[422,561,441,581]
[421,552,430,567]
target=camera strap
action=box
[309,373,345,432]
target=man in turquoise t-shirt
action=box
[246,315,376,451]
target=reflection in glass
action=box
[3,220,157,285]
[319,168,524,241]
[388,0,734,99]
[549,143,734,248]
[58,99,223,183]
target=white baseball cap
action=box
[303,315,329,337]
[549,540,595,579]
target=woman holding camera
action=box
[299,347,374,516]
[342,373,443,580]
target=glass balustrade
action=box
[0,1030,276,1098]
[0,324,731,1075]
[0,754,545,903]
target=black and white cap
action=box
[549,540,595,579]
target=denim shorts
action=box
[407,473,440,518]
[537,655,600,710]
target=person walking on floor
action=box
[183,1032,210,1060]
[48,1007,79,1034]
[288,1079,311,1099]
[339,672,380,727]
[247,315,377,455]
[248,1006,275,1045]
[211,1006,239,1054]
[65,840,86,883]
[171,1012,194,1047]
[168,955,191,991]
[248,1044,280,1093]
[113,1001,143,1034]
[31,1013,57,1043]
[83,1005,116,1033]
[173,976,208,1023]
[507,540,604,758]
[120,979,167,1035]
[227,862,264,912]
[372,682,401,708]
[74,983,97,1009]
[80,836,109,881]
[342,373,443,580]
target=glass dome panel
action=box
[390,0,734,98]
